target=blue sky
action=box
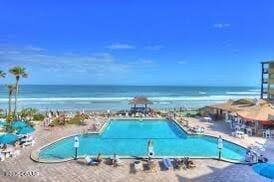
[0,0,273,86]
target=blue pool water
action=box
[39,119,246,161]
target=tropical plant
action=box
[19,107,38,120]
[3,122,15,133]
[33,113,45,121]
[0,70,6,78]
[6,84,16,115]
[6,114,14,122]
[67,114,88,125]
[9,66,28,117]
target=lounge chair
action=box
[145,159,157,172]
[111,154,124,167]
[85,155,102,166]
[185,158,196,169]
[133,161,143,172]
[22,140,35,148]
[13,150,21,157]
[85,156,92,165]
[85,156,99,165]
[162,158,173,170]
[174,159,186,170]
[0,152,5,161]
[113,158,124,167]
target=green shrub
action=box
[67,114,85,125]
[52,118,61,125]
[6,114,14,122]
[33,113,45,121]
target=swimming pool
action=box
[37,119,246,162]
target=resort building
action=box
[261,60,274,100]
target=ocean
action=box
[0,85,260,111]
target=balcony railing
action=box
[263,68,269,74]
[263,79,268,84]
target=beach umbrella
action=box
[0,134,18,144]
[16,126,35,135]
[253,163,274,180]
[12,120,27,129]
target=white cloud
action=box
[24,45,44,52]
[177,61,186,65]
[0,45,159,80]
[144,45,164,51]
[128,59,158,70]
[107,43,135,50]
[213,23,231,29]
[0,46,130,79]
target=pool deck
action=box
[0,117,273,182]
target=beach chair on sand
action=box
[162,158,173,170]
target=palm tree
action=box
[6,84,16,115]
[9,66,28,117]
[0,70,6,78]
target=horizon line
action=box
[0,84,260,88]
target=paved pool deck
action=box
[0,117,273,182]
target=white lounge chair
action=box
[0,152,5,161]
[112,155,124,167]
[13,150,21,157]
[22,140,35,147]
[133,161,143,172]
[85,156,92,165]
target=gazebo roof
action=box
[129,96,153,105]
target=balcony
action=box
[263,79,268,84]
[263,68,269,74]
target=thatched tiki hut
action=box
[203,99,274,136]
[129,96,153,114]
[236,102,274,136]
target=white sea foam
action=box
[0,95,259,102]
[225,91,260,95]
[248,89,260,92]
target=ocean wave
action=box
[0,97,131,102]
[225,91,260,95]
[0,95,259,102]
[199,92,207,95]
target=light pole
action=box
[73,136,79,160]
[217,136,223,160]
[147,139,154,159]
